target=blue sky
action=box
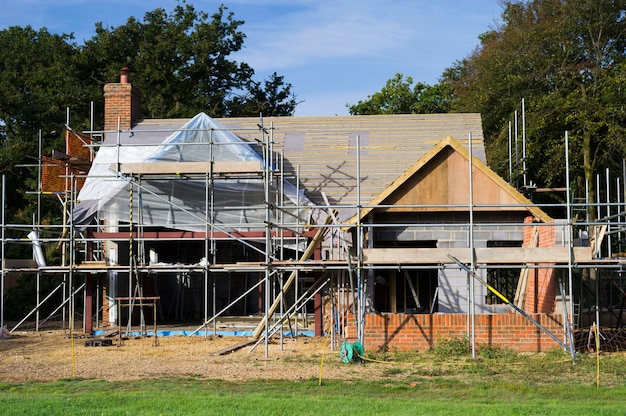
[0,0,503,116]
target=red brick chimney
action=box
[103,67,142,132]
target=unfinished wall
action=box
[346,312,565,353]
[372,211,527,314]
[522,218,558,313]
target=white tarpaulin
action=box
[74,113,312,232]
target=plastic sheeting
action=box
[74,113,312,232]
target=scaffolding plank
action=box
[112,161,262,174]
[362,247,593,264]
[3,259,38,268]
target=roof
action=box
[83,113,553,231]
[136,113,486,220]
[218,114,485,208]
[345,136,553,224]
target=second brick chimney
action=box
[103,67,142,132]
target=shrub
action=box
[478,344,518,360]
[431,336,470,359]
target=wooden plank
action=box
[404,270,421,308]
[3,259,38,268]
[514,226,538,307]
[362,246,593,264]
[209,339,256,356]
[251,211,335,339]
[591,224,607,258]
[112,161,261,174]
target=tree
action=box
[228,72,298,116]
[79,2,296,119]
[0,2,297,217]
[347,73,451,115]
[442,0,626,218]
[0,26,96,234]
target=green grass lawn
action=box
[2,339,625,415]
[0,376,624,416]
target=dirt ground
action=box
[0,330,392,383]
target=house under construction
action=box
[2,71,626,355]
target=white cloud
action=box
[235,1,416,70]
[0,0,504,116]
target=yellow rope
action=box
[70,310,76,378]
[318,328,332,386]
[354,352,399,364]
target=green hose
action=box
[339,341,365,363]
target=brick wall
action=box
[345,312,565,352]
[103,83,142,132]
[522,218,558,313]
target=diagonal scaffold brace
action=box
[447,254,574,356]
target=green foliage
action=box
[0,1,297,252]
[79,2,297,119]
[441,0,626,213]
[3,274,69,321]
[430,336,471,359]
[0,26,96,224]
[478,343,518,360]
[348,73,451,115]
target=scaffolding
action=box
[3,114,626,357]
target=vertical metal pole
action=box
[205,127,213,338]
[595,173,601,328]
[521,98,527,188]
[514,110,519,187]
[36,264,40,332]
[279,147,285,349]
[356,134,364,344]
[508,121,513,185]
[209,129,217,336]
[37,130,42,331]
[96,278,100,329]
[264,119,271,357]
[62,275,66,329]
[295,164,301,338]
[468,132,476,358]
[205,171,209,339]
[623,160,626,246]
[564,131,576,360]
[69,174,75,336]
[606,168,611,258]
[618,176,622,254]
[1,175,5,329]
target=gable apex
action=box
[348,136,552,224]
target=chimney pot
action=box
[120,67,130,84]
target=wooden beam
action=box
[251,211,335,340]
[209,339,256,356]
[92,230,310,240]
[3,259,38,268]
[362,246,593,264]
[111,161,262,174]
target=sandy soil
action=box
[0,330,393,383]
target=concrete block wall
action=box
[345,312,565,353]
[373,211,528,314]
